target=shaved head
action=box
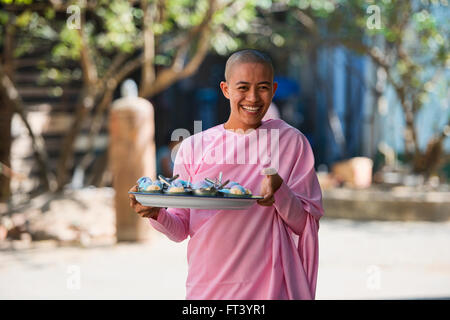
[224,49,274,82]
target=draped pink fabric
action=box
[148,119,324,299]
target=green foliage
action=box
[210,1,259,54]
[95,0,139,53]
[1,0,448,99]
[0,0,266,85]
[52,26,82,62]
[283,0,449,105]
[1,0,33,4]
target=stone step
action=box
[323,187,450,222]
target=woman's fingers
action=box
[257,194,275,206]
[128,185,160,219]
[141,211,156,218]
[129,185,138,207]
[129,195,137,208]
[136,203,151,213]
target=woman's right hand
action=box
[128,185,161,220]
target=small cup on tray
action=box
[137,177,164,193]
[192,180,218,196]
[164,179,192,195]
[219,182,253,198]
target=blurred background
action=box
[0,0,449,299]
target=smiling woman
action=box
[129,49,324,300]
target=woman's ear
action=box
[220,81,230,99]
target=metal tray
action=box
[129,192,263,210]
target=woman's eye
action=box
[238,87,247,90]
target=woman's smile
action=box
[241,104,263,114]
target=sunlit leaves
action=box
[44,7,55,20]
[10,9,58,58]
[414,9,437,32]
[52,26,82,62]
[38,68,77,85]
[96,0,138,53]
[166,0,210,29]
[212,0,257,35]
[0,0,32,4]
[211,31,240,55]
[271,33,285,46]
[154,54,172,66]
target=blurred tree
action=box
[1,0,448,199]
[0,0,262,194]
[257,0,449,177]
[0,3,57,196]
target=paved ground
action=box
[1,217,450,300]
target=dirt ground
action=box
[1,188,450,300]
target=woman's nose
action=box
[246,88,259,102]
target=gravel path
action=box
[1,218,450,300]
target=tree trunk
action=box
[72,86,115,187]
[55,11,100,191]
[0,94,13,201]
[55,87,97,190]
[0,64,55,192]
[413,127,448,177]
[0,19,15,201]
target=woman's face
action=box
[220,62,277,131]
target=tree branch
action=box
[74,85,116,183]
[159,0,225,53]
[78,12,98,87]
[100,52,130,90]
[0,64,56,192]
[139,0,156,96]
[143,26,212,98]
[140,0,217,98]
[293,9,319,35]
[2,0,138,13]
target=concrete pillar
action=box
[109,96,156,242]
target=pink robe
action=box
[148,119,324,299]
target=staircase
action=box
[10,53,109,195]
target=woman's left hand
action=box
[257,171,283,207]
